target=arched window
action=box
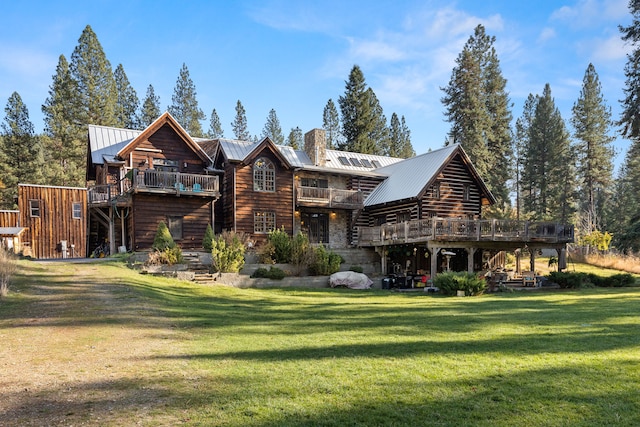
[254,158,275,192]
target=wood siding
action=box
[131,194,213,250]
[225,150,294,243]
[0,210,19,227]
[19,184,87,259]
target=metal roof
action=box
[364,144,459,207]
[0,227,26,237]
[88,125,140,165]
[324,149,402,171]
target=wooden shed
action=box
[18,184,87,259]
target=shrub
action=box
[605,273,637,287]
[290,232,313,275]
[251,266,286,280]
[349,265,364,273]
[548,271,589,288]
[257,241,276,264]
[145,246,184,266]
[268,227,291,263]
[211,231,246,273]
[202,224,214,251]
[0,248,17,299]
[152,221,176,251]
[308,245,342,276]
[434,272,486,296]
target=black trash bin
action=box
[382,277,392,289]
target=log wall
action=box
[18,184,87,259]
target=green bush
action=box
[145,246,183,266]
[545,271,636,288]
[202,224,214,251]
[251,266,286,280]
[290,232,313,275]
[152,221,176,250]
[434,272,486,296]
[267,227,291,263]
[256,241,276,264]
[211,231,246,273]
[308,245,342,276]
[349,265,364,273]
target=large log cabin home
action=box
[4,112,573,281]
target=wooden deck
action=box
[358,218,574,246]
[88,169,220,206]
[295,186,363,209]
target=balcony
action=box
[89,169,220,205]
[296,186,363,209]
[357,218,574,246]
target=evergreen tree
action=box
[571,63,615,234]
[514,94,538,221]
[322,98,341,149]
[69,25,118,127]
[387,113,415,158]
[139,84,161,128]
[261,108,284,145]
[441,24,513,208]
[0,93,44,208]
[338,65,381,154]
[206,108,224,138]
[41,54,85,186]
[522,84,576,222]
[168,63,205,137]
[114,64,139,129]
[615,1,640,250]
[287,127,303,149]
[367,88,388,155]
[231,100,250,141]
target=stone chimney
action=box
[304,128,327,167]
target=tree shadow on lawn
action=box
[1,360,638,426]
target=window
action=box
[360,159,373,168]
[463,184,470,201]
[254,211,276,233]
[72,202,82,219]
[433,182,441,199]
[396,211,411,223]
[253,158,275,192]
[29,200,40,218]
[371,160,382,168]
[338,156,350,166]
[168,216,183,240]
[349,158,362,167]
[301,178,328,188]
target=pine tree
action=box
[206,108,224,138]
[287,127,303,149]
[322,99,341,149]
[114,64,139,129]
[571,63,615,234]
[69,25,118,127]
[367,88,388,155]
[387,113,415,158]
[168,63,205,137]
[139,84,161,128]
[338,65,382,154]
[231,100,250,141]
[0,92,44,208]
[514,94,538,221]
[41,54,85,186]
[441,24,513,208]
[522,84,576,222]
[261,108,284,144]
[615,0,640,251]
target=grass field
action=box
[1,259,639,426]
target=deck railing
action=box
[358,218,574,245]
[296,186,363,209]
[88,169,219,204]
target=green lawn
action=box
[1,260,639,426]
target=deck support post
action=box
[529,250,536,273]
[429,246,440,279]
[466,248,476,273]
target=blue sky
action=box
[0,0,633,171]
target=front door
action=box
[302,212,329,244]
